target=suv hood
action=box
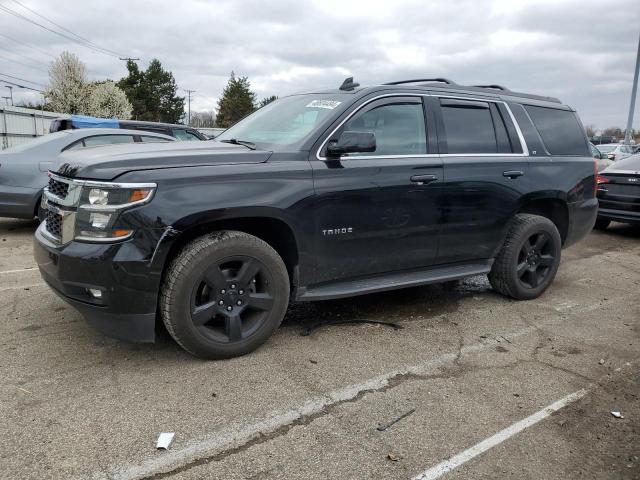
[56,141,271,180]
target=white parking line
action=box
[87,325,537,480]
[411,389,588,480]
[0,267,37,275]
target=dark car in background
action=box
[595,153,640,229]
[49,115,207,141]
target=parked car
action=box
[34,77,597,359]
[590,142,613,171]
[594,153,640,229]
[590,135,616,145]
[596,143,635,161]
[0,128,175,219]
[49,115,208,141]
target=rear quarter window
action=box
[524,105,589,156]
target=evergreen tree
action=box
[117,59,185,123]
[258,95,278,108]
[216,72,256,128]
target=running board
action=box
[297,261,492,301]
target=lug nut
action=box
[237,300,242,306]
[226,306,232,311]
[218,300,224,305]
[231,284,236,289]
[238,289,244,295]
[220,289,226,294]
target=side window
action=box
[342,101,427,156]
[140,135,172,143]
[172,129,201,141]
[524,106,589,156]
[83,135,136,147]
[64,140,84,151]
[440,99,499,154]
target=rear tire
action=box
[593,218,611,230]
[160,231,290,359]
[489,214,561,300]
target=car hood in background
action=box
[56,141,272,180]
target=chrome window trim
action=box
[315,92,529,161]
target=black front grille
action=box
[45,209,62,238]
[48,177,69,199]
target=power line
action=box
[0,3,129,59]
[0,72,45,88]
[0,52,48,72]
[0,32,56,59]
[0,78,43,93]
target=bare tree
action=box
[584,124,596,138]
[190,111,216,128]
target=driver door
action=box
[310,96,443,284]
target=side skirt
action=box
[296,260,493,301]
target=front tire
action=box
[160,231,290,359]
[489,214,562,300]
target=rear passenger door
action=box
[434,96,529,264]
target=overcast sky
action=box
[0,0,638,130]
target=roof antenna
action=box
[339,77,360,91]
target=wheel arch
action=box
[516,194,569,245]
[155,210,302,292]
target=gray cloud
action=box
[0,0,638,129]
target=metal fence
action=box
[0,106,67,150]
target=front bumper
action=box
[34,223,160,342]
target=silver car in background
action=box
[596,143,635,162]
[0,129,175,219]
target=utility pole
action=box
[185,89,195,126]
[5,86,13,105]
[624,30,640,145]
[2,96,10,106]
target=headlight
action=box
[74,183,156,241]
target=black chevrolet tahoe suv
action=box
[34,77,597,359]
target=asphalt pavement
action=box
[0,218,638,480]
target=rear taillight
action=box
[608,153,615,160]
[597,174,610,185]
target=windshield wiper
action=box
[219,138,256,150]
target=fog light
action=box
[88,288,103,299]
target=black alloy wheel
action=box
[515,232,556,289]
[190,256,275,343]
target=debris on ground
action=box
[599,359,605,365]
[387,452,401,462]
[611,411,624,419]
[377,409,416,431]
[300,319,403,336]
[156,432,175,450]
[309,359,318,364]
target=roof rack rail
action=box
[339,77,360,91]
[472,84,510,91]
[384,78,457,86]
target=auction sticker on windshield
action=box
[306,100,342,109]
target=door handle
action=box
[410,174,438,185]
[503,170,524,179]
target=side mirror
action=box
[326,131,376,157]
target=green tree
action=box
[117,59,185,123]
[258,95,278,108]
[216,72,256,128]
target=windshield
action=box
[1,131,72,154]
[216,94,350,150]
[596,145,616,153]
